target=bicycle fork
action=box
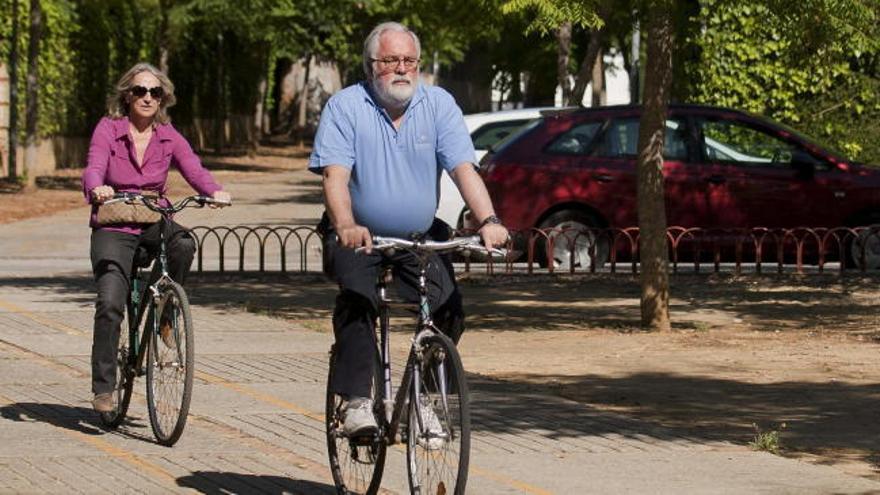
[379,269,394,428]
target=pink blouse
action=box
[81,116,222,233]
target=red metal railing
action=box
[188,225,880,276]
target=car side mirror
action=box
[791,149,817,178]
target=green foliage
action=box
[749,422,785,454]
[684,0,880,163]
[1,0,79,138]
[500,0,602,35]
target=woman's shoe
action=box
[92,392,113,413]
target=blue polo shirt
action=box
[309,82,475,237]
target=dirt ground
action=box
[5,147,880,482]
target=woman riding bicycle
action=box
[81,62,230,414]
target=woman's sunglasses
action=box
[130,85,165,99]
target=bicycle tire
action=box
[99,316,134,428]
[145,281,194,446]
[326,345,386,494]
[406,332,470,495]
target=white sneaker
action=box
[342,397,378,436]
[415,396,445,450]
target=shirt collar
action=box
[111,117,130,140]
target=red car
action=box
[476,104,880,268]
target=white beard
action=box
[372,75,417,110]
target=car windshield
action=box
[771,120,848,162]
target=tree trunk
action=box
[213,33,225,152]
[569,27,604,106]
[590,49,606,107]
[7,0,20,180]
[555,22,572,105]
[157,0,172,74]
[23,0,42,188]
[296,52,312,147]
[636,0,674,331]
[252,73,267,154]
[630,17,641,104]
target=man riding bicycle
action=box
[310,21,508,436]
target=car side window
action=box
[590,118,689,160]
[545,121,602,155]
[699,119,796,167]
[663,119,689,161]
[471,119,532,150]
[592,119,639,157]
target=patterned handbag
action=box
[96,201,161,225]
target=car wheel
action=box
[850,225,880,270]
[537,210,608,269]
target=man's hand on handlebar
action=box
[336,222,373,253]
[91,185,115,203]
[479,222,509,249]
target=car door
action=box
[585,116,707,228]
[695,116,845,229]
[571,117,640,227]
[657,116,707,228]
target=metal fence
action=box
[188,225,880,276]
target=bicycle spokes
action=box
[146,282,194,446]
[407,334,470,495]
[326,349,387,494]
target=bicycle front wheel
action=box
[99,317,134,428]
[145,281,194,446]
[326,345,386,494]
[406,332,470,495]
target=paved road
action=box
[1,170,879,494]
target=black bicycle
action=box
[325,235,502,495]
[98,193,228,446]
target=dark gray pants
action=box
[321,216,465,399]
[89,222,195,394]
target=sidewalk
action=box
[0,169,878,493]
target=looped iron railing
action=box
[187,224,880,275]
[190,225,323,273]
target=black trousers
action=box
[89,221,195,395]
[321,216,465,398]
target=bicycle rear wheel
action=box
[326,345,386,494]
[406,332,470,495]
[145,281,194,446]
[99,317,134,428]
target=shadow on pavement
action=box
[0,402,157,443]
[201,161,291,173]
[469,371,880,471]
[177,471,336,494]
[184,273,880,337]
[0,274,94,305]
[1,402,111,436]
[3,272,879,472]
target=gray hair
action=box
[106,62,177,124]
[362,22,421,78]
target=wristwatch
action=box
[480,215,503,228]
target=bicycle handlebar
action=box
[356,235,507,257]
[104,192,231,214]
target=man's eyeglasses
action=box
[371,56,420,71]
[130,85,165,99]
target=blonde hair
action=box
[106,62,177,124]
